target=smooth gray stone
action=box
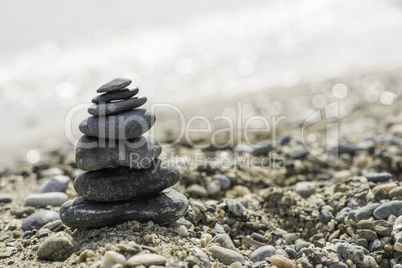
[74,159,180,202]
[21,210,60,231]
[79,109,155,139]
[92,88,139,103]
[250,245,276,262]
[0,194,12,203]
[96,78,132,93]
[59,189,188,229]
[40,175,70,193]
[88,96,147,116]
[24,192,68,207]
[373,201,402,219]
[337,244,365,265]
[208,234,236,250]
[76,135,161,171]
[365,172,392,182]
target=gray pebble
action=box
[356,219,374,229]
[249,245,276,262]
[24,192,68,207]
[352,203,380,221]
[294,239,310,252]
[37,232,77,261]
[88,96,147,116]
[96,78,132,93]
[373,200,402,219]
[74,159,180,202]
[233,144,253,154]
[251,141,273,156]
[355,238,368,248]
[321,210,333,224]
[388,186,402,199]
[295,181,316,197]
[337,243,365,265]
[59,189,188,228]
[212,174,231,190]
[208,246,245,265]
[0,194,12,203]
[21,210,60,231]
[373,220,393,236]
[41,220,67,232]
[278,133,291,145]
[187,184,208,198]
[368,239,382,252]
[226,199,244,217]
[92,88,139,103]
[365,172,392,182]
[335,207,351,223]
[79,109,155,139]
[284,247,297,259]
[208,234,236,250]
[40,175,70,193]
[76,135,161,171]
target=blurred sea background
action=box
[1,0,402,165]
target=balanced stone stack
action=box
[60,78,188,229]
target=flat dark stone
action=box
[365,172,392,182]
[92,88,139,103]
[96,78,132,93]
[59,189,188,229]
[88,96,147,116]
[76,135,161,171]
[74,159,180,202]
[79,109,155,139]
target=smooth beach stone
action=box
[88,96,147,116]
[96,78,132,93]
[92,88,139,103]
[24,192,69,207]
[74,159,180,202]
[37,232,77,261]
[21,210,60,231]
[59,189,188,229]
[76,135,161,171]
[365,172,392,182]
[40,175,70,193]
[79,109,155,139]
[373,201,402,219]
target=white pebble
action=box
[178,225,189,236]
[101,251,126,268]
[148,221,155,227]
[214,223,224,233]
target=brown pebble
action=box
[13,230,20,238]
[271,254,296,268]
[328,230,340,242]
[357,229,377,241]
[306,221,314,229]
[338,224,344,231]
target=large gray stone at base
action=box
[96,78,132,93]
[92,88,139,103]
[88,96,147,116]
[74,159,180,202]
[79,109,155,139]
[76,135,161,171]
[59,189,188,229]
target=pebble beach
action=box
[0,69,401,267]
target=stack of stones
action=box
[60,78,188,229]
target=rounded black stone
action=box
[59,189,188,229]
[76,135,162,171]
[92,88,139,104]
[96,78,132,93]
[79,109,155,139]
[88,96,147,116]
[74,159,180,202]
